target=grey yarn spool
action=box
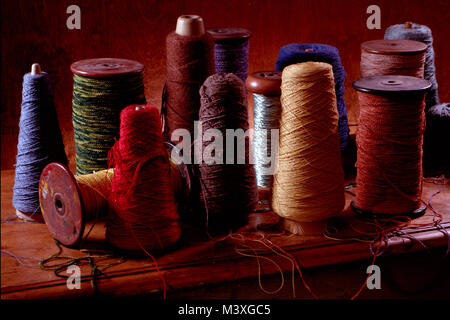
[246,71,282,189]
[385,22,440,109]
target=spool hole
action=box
[54,193,65,216]
[135,105,146,111]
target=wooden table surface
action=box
[1,169,449,299]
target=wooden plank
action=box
[1,169,449,299]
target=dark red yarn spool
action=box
[163,32,215,142]
[197,73,258,234]
[106,105,181,253]
[355,92,426,216]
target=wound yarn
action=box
[275,43,350,150]
[107,105,181,253]
[353,76,430,215]
[71,59,146,175]
[272,62,345,230]
[360,40,426,79]
[13,71,67,217]
[385,22,440,109]
[197,73,258,234]
[163,32,214,142]
[208,28,251,82]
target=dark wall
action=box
[2,0,449,170]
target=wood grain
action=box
[1,169,449,299]
[1,0,449,170]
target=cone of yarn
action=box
[275,43,349,150]
[163,15,214,142]
[272,62,345,235]
[384,22,439,109]
[13,64,67,221]
[197,73,258,234]
[106,105,181,253]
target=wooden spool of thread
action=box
[71,58,146,175]
[39,162,113,246]
[352,75,431,219]
[39,144,189,247]
[163,14,214,142]
[246,71,282,195]
[272,62,345,235]
[360,39,427,78]
[207,27,251,82]
[14,63,67,223]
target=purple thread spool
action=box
[207,28,251,83]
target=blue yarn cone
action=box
[13,70,67,217]
[275,43,350,151]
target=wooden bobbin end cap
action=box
[70,58,144,78]
[280,218,326,236]
[353,75,431,95]
[361,39,427,55]
[207,28,252,42]
[31,63,41,75]
[246,71,282,95]
[39,162,84,247]
[350,200,427,220]
[15,210,44,222]
[176,15,205,36]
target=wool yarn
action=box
[352,75,430,216]
[106,105,181,253]
[275,43,349,150]
[197,73,258,234]
[71,58,146,175]
[13,68,67,218]
[385,22,440,109]
[208,28,251,82]
[272,62,345,232]
[163,31,214,142]
[360,40,426,79]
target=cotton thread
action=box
[272,62,345,228]
[252,94,281,188]
[275,44,350,150]
[72,60,146,175]
[385,22,440,109]
[13,69,67,218]
[197,73,258,235]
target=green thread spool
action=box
[71,58,146,175]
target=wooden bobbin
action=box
[16,63,44,223]
[246,71,282,205]
[352,75,431,220]
[39,142,191,247]
[404,21,414,29]
[246,70,282,96]
[175,14,205,36]
[207,27,252,43]
[70,58,144,78]
[361,39,427,56]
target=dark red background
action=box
[1,0,449,171]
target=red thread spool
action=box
[360,39,427,78]
[106,105,181,253]
[352,75,431,219]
